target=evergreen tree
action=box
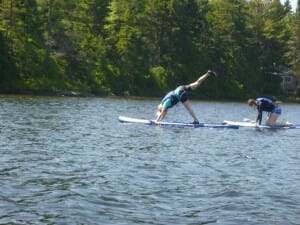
[0,0,297,98]
[0,0,19,91]
[296,0,300,76]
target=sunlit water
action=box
[0,95,299,225]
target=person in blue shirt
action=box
[248,97,291,126]
[155,70,216,123]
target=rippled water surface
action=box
[0,95,299,225]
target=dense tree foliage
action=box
[296,0,300,79]
[0,0,298,99]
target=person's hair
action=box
[156,103,163,117]
[248,98,256,107]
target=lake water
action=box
[0,95,299,225]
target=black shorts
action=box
[175,85,192,103]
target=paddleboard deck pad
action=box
[119,116,239,129]
[223,120,300,129]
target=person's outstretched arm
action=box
[156,110,167,121]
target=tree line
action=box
[0,0,299,99]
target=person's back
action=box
[256,97,275,112]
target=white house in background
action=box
[280,72,299,95]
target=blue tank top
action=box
[161,91,180,110]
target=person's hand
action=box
[254,123,262,131]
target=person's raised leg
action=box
[189,71,212,90]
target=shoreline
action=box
[1,91,299,103]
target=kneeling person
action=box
[247,97,291,126]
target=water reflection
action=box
[0,96,299,224]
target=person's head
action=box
[156,103,163,117]
[248,98,257,107]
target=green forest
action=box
[0,0,299,100]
